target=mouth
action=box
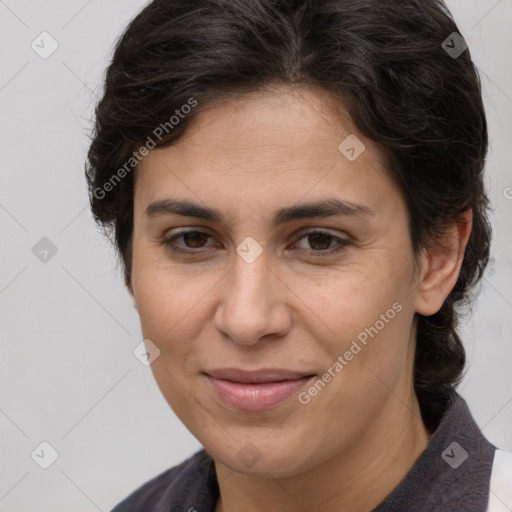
[203,368,316,411]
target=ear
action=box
[414,209,472,316]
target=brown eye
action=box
[291,230,351,256]
[307,232,334,250]
[161,229,218,254]
[182,231,209,248]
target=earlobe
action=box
[414,210,472,316]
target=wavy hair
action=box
[85,0,492,430]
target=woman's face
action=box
[129,85,424,477]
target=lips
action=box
[204,368,315,411]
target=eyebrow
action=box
[145,198,374,225]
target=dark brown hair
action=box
[85,0,492,430]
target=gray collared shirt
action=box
[112,388,496,511]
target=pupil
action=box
[309,233,331,250]
[184,232,207,247]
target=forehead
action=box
[134,85,397,217]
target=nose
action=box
[213,250,292,346]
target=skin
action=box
[127,84,472,512]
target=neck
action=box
[214,389,431,512]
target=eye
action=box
[290,230,351,255]
[160,228,351,257]
[161,229,219,254]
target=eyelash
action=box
[160,229,351,257]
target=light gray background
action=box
[1,0,511,510]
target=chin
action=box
[206,436,318,478]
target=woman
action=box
[85,0,512,510]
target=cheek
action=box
[131,251,178,341]
[298,254,414,393]
[131,249,219,358]
[297,261,408,341]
